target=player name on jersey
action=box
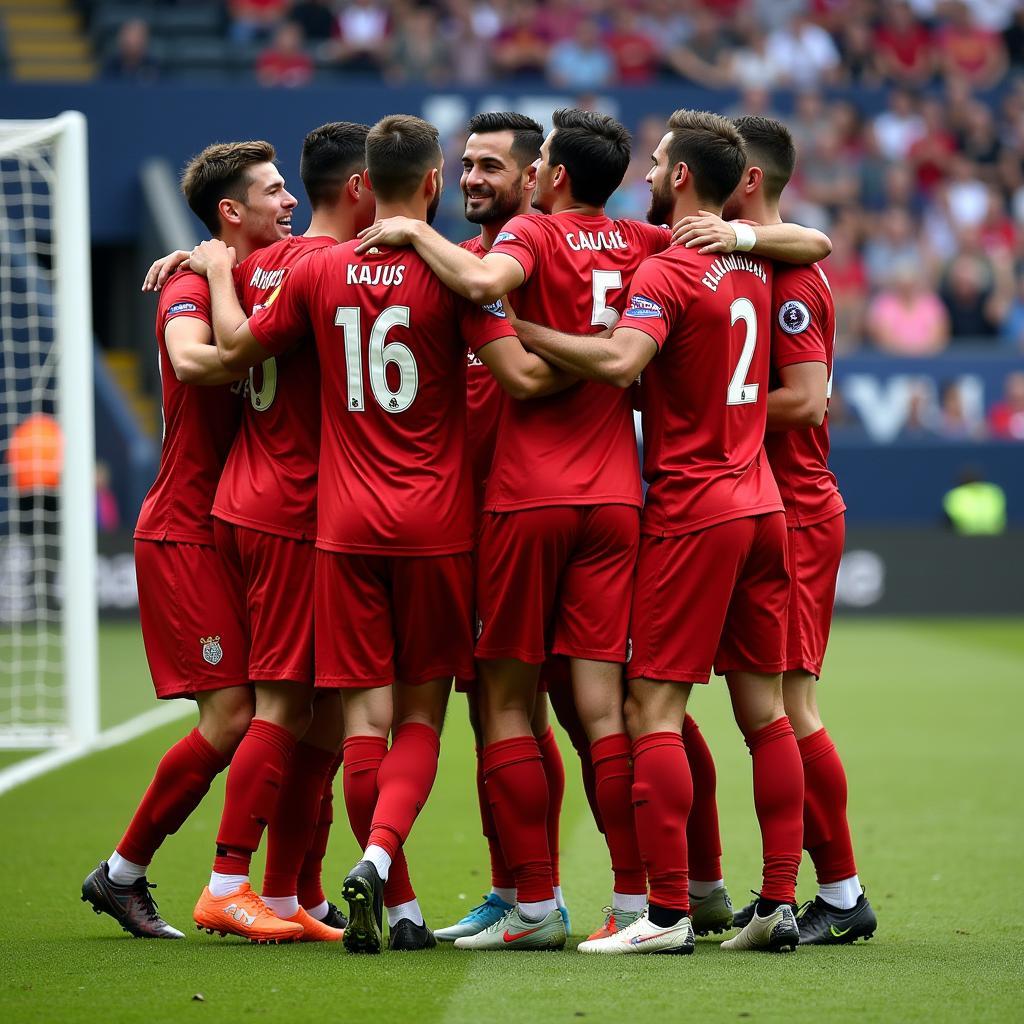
[564,229,629,252]
[346,262,406,286]
[701,252,768,293]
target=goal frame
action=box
[0,111,98,748]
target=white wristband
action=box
[732,222,756,252]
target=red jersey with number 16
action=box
[135,270,243,546]
[765,262,846,528]
[484,211,669,511]
[249,241,516,555]
[213,234,334,541]
[618,246,782,537]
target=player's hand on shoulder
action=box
[141,249,191,292]
[188,239,236,277]
[672,211,737,255]
[355,217,419,254]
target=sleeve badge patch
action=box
[778,299,811,334]
[482,299,507,318]
[625,294,663,319]
[493,231,517,245]
[167,301,198,316]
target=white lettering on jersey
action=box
[565,229,628,253]
[700,253,768,293]
[248,266,286,291]
[345,264,407,287]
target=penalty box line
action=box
[0,702,193,798]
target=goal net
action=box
[0,112,98,749]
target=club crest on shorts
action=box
[200,635,223,666]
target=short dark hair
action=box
[665,110,746,207]
[548,108,631,208]
[466,111,544,168]
[180,140,277,235]
[300,121,370,209]
[732,115,796,203]
[365,114,442,202]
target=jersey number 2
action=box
[727,298,759,406]
[335,305,418,414]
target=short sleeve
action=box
[161,273,210,327]
[617,257,676,351]
[488,214,543,280]
[624,220,672,257]
[249,253,316,356]
[772,267,828,369]
[457,295,517,352]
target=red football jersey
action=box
[619,247,783,537]
[483,212,669,511]
[212,234,334,541]
[460,235,503,505]
[249,240,516,555]
[135,271,243,545]
[765,263,846,528]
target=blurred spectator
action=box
[939,250,1010,338]
[493,2,550,80]
[230,0,289,45]
[330,0,390,74]
[863,207,924,289]
[935,1,1008,88]
[1004,7,1024,67]
[548,20,614,91]
[257,22,314,87]
[872,89,926,162]
[729,23,784,90]
[387,7,451,85]
[835,18,882,86]
[988,370,1024,438]
[102,18,159,82]
[638,0,694,76]
[866,260,950,355]
[933,381,987,439]
[999,276,1024,349]
[666,10,731,87]
[822,223,869,352]
[95,462,120,533]
[764,11,841,89]
[908,98,958,196]
[874,2,934,87]
[605,9,659,85]
[289,0,336,43]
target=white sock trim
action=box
[386,898,424,927]
[305,899,330,921]
[612,891,647,913]
[518,898,557,921]
[209,872,249,898]
[107,851,147,886]
[261,895,299,919]
[362,844,392,882]
[553,884,566,909]
[689,878,724,899]
[491,887,516,905]
[818,875,861,911]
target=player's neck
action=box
[479,202,533,250]
[218,228,258,264]
[549,195,603,218]
[375,200,427,222]
[307,208,355,244]
[672,197,719,222]
[737,198,781,227]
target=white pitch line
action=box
[0,701,193,797]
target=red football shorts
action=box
[135,538,249,699]
[315,549,474,688]
[215,520,314,684]
[627,512,789,684]
[475,505,639,665]
[784,513,844,677]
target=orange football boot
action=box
[285,907,344,941]
[584,907,645,941]
[193,883,304,944]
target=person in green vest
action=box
[943,466,1007,535]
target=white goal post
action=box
[0,111,98,749]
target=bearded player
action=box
[81,142,296,939]
[517,110,806,955]
[686,115,876,946]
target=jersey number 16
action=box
[335,305,419,414]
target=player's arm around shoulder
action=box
[356,218,524,304]
[673,211,832,265]
[161,275,244,387]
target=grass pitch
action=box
[2,618,1022,1023]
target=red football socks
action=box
[537,727,565,888]
[682,715,723,882]
[367,722,440,858]
[262,741,337,898]
[632,731,692,912]
[117,727,227,865]
[342,734,416,907]
[592,733,647,895]
[476,747,515,890]
[798,727,858,884]
[482,736,553,904]
[297,751,343,909]
[744,717,805,904]
[214,718,296,875]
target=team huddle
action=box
[81,105,878,956]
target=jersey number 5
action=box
[727,297,759,406]
[335,305,419,414]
